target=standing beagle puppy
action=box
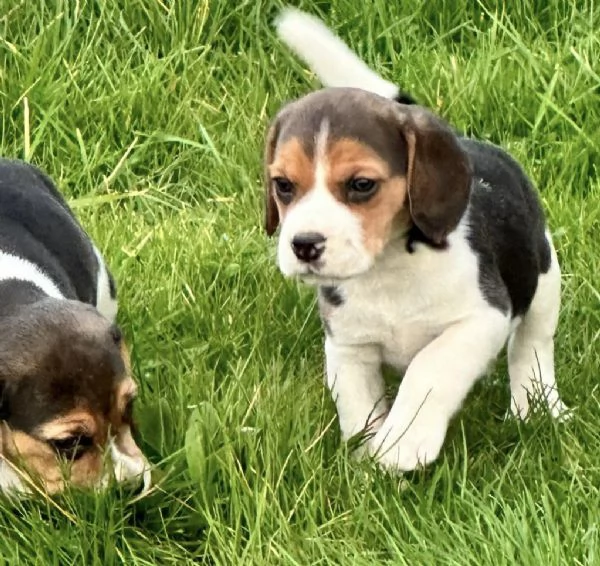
[0,158,150,495]
[265,9,567,472]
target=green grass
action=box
[0,0,599,563]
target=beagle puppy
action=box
[0,158,150,495]
[265,9,568,472]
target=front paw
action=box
[368,418,447,473]
[346,417,387,461]
[510,395,572,422]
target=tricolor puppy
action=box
[265,9,568,472]
[0,159,150,495]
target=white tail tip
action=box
[275,7,399,100]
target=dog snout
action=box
[291,232,326,262]
[109,436,151,494]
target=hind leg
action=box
[508,235,567,419]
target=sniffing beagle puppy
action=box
[0,159,150,495]
[265,9,568,472]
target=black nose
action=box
[291,232,326,263]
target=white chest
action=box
[323,234,485,370]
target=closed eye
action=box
[49,434,94,461]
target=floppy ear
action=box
[264,117,281,236]
[399,108,472,246]
[0,378,10,422]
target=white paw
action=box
[368,418,447,473]
[510,394,572,422]
[551,401,573,422]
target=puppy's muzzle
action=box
[291,232,326,263]
[108,437,152,495]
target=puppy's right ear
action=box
[264,117,281,236]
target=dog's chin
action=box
[279,261,373,285]
[297,273,332,286]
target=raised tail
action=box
[274,7,415,104]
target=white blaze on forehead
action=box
[313,119,330,192]
[276,117,374,279]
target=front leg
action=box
[325,337,388,443]
[370,311,510,472]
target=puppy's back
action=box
[0,159,100,305]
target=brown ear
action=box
[0,378,9,421]
[400,108,472,245]
[264,118,281,236]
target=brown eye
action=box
[347,177,378,202]
[49,435,94,461]
[272,177,295,204]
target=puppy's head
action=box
[264,87,472,281]
[0,299,150,495]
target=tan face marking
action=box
[269,137,316,223]
[2,378,143,495]
[119,339,132,375]
[25,408,107,493]
[114,378,137,416]
[325,138,409,255]
[327,138,391,185]
[36,410,97,441]
[270,134,409,258]
[1,424,103,494]
[0,349,144,494]
[0,305,150,495]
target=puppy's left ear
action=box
[0,379,7,422]
[398,107,472,246]
[264,117,282,236]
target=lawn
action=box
[1,0,599,563]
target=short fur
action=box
[265,8,568,472]
[0,159,149,495]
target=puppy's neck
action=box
[0,280,49,318]
[404,224,449,253]
[342,226,451,292]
